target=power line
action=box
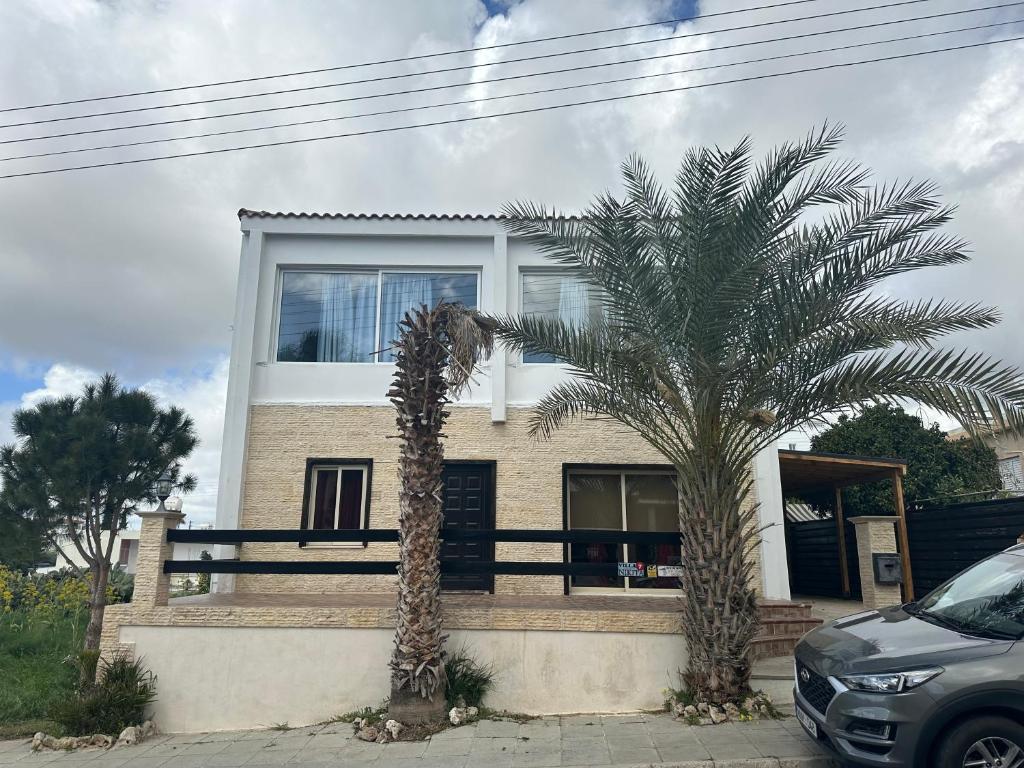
[0,0,827,114]
[4,1,1006,146]
[3,34,1019,180]
[0,0,937,130]
[5,18,1017,164]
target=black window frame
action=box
[561,462,677,595]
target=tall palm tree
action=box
[387,302,494,724]
[494,125,1024,704]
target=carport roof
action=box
[779,449,906,493]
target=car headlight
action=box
[839,667,943,693]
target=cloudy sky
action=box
[0,0,1021,523]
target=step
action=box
[751,655,798,713]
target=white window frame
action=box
[518,269,602,365]
[305,463,370,548]
[566,468,680,596]
[273,267,482,365]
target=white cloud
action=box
[0,0,1022,507]
[0,360,228,526]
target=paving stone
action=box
[423,738,472,757]
[557,716,601,727]
[375,758,467,768]
[469,737,517,755]
[118,758,172,768]
[473,721,521,738]
[510,751,560,768]
[559,745,611,766]
[610,746,661,764]
[604,732,654,750]
[196,754,252,767]
[379,742,427,759]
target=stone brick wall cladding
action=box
[235,404,764,596]
[852,518,903,609]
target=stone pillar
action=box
[133,508,185,607]
[850,516,903,609]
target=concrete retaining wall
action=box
[120,624,687,732]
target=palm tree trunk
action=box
[675,455,761,704]
[387,307,449,724]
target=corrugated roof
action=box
[237,209,506,221]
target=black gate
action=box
[786,518,862,600]
[907,497,1024,594]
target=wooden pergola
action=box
[779,449,914,600]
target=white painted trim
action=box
[212,231,264,593]
[754,444,791,600]
[491,233,508,423]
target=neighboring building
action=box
[948,426,1024,494]
[53,522,213,584]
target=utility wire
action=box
[3,34,1019,180]
[0,0,829,113]
[4,1,1006,146]
[4,18,1017,163]
[0,0,936,129]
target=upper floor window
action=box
[520,272,603,363]
[378,272,478,362]
[276,270,478,363]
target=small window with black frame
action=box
[302,462,370,543]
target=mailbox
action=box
[873,553,902,585]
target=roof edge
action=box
[237,209,506,222]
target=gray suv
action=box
[794,544,1024,767]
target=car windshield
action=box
[914,552,1024,640]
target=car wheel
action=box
[936,716,1024,768]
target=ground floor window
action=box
[566,468,680,591]
[301,461,371,542]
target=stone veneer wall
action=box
[235,404,763,595]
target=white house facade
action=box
[211,210,791,600]
[98,210,810,732]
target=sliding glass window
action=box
[520,272,604,363]
[378,273,478,362]
[276,270,478,363]
[566,469,680,592]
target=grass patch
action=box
[0,610,85,735]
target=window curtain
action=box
[524,274,590,363]
[317,273,377,362]
[558,276,590,327]
[379,274,433,362]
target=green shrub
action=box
[107,568,134,603]
[49,652,157,735]
[445,647,494,709]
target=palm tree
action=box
[387,302,494,724]
[494,125,1024,704]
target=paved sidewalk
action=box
[0,714,836,768]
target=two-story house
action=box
[211,209,793,600]
[99,210,816,732]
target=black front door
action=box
[441,462,494,592]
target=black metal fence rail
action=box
[163,528,681,578]
[166,528,680,545]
